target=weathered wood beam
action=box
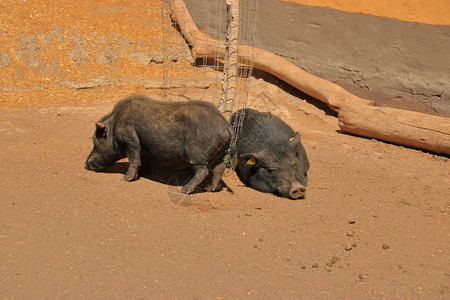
[339,105,450,155]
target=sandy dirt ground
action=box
[1,0,449,299]
[1,82,449,299]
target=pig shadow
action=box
[103,162,232,194]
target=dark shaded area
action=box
[102,161,231,194]
[252,69,338,117]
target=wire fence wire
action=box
[161,0,259,166]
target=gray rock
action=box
[67,34,90,67]
[151,50,165,64]
[37,33,52,45]
[128,52,153,65]
[51,27,65,42]
[16,35,42,63]
[57,77,114,89]
[96,47,118,65]
[0,52,12,67]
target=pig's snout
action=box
[85,160,93,171]
[85,155,100,171]
[289,182,306,199]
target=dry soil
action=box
[1,0,449,299]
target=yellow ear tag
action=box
[247,157,256,165]
[290,137,295,142]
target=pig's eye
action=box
[267,168,278,175]
[96,130,106,139]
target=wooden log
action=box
[170,0,376,112]
[338,105,450,155]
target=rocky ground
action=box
[1,1,449,299]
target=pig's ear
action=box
[289,132,301,147]
[241,151,264,167]
[95,122,107,138]
[246,156,257,166]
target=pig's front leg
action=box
[123,131,142,181]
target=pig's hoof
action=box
[181,185,194,194]
[123,173,138,181]
[206,180,225,192]
[205,184,218,193]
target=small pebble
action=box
[347,230,355,237]
[326,256,341,267]
[330,256,340,264]
[345,244,353,251]
[382,244,390,249]
[312,263,319,268]
[397,264,406,272]
[352,243,357,248]
[433,155,448,162]
[359,274,366,280]
[349,219,356,224]
[258,238,264,242]
[301,265,306,270]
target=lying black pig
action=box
[85,95,232,194]
[230,108,310,199]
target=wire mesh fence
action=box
[161,0,259,166]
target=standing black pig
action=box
[85,95,232,194]
[230,108,310,199]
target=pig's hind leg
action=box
[205,162,226,192]
[122,130,142,181]
[181,164,209,194]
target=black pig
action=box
[230,108,310,199]
[85,95,232,194]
